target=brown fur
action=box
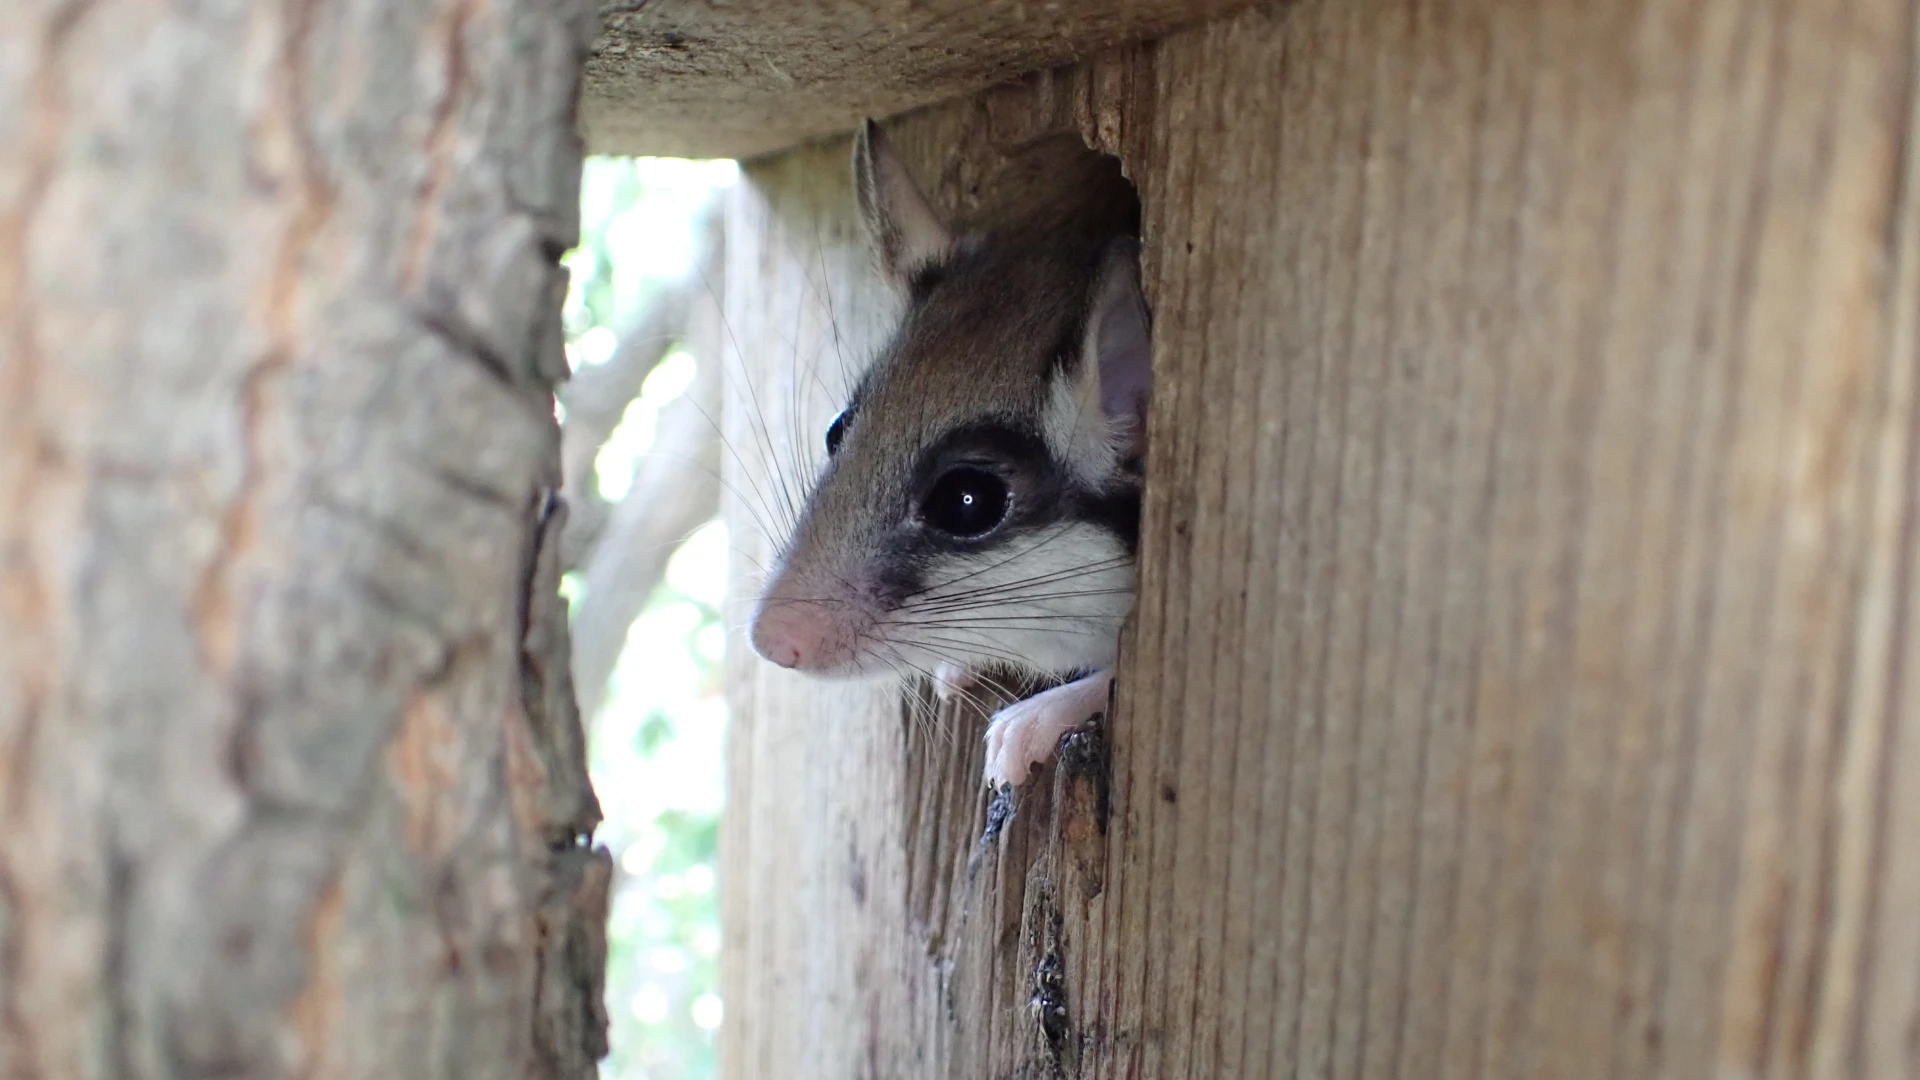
[751,125,1144,681]
[799,134,1137,579]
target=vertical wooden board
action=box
[716,138,900,1080]
[1848,14,1920,1078]
[716,124,962,1080]
[1102,0,1920,1078]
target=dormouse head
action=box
[748,121,1152,683]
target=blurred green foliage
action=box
[563,155,737,1080]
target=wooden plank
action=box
[718,0,1920,1074]
[584,0,1250,159]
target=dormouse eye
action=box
[919,467,1010,538]
[825,411,847,455]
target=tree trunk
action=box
[0,2,609,1077]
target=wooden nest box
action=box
[588,1,1920,1078]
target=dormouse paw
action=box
[982,670,1114,788]
[932,662,975,705]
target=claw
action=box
[982,670,1112,788]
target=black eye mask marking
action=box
[905,261,947,303]
[1075,487,1141,558]
[905,420,1056,544]
[849,418,1144,610]
[824,411,848,455]
[905,418,1143,554]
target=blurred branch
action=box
[569,355,724,719]
[566,217,728,719]
[558,218,721,570]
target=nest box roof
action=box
[583,0,1257,160]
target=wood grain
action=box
[0,1,609,1076]
[583,0,1253,160]
[718,0,1920,1076]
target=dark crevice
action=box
[1028,895,1070,1076]
[422,456,523,509]
[415,308,518,387]
[103,837,134,1080]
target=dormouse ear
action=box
[853,119,954,293]
[1077,236,1153,464]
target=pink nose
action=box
[749,598,834,670]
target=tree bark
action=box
[0,2,609,1078]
